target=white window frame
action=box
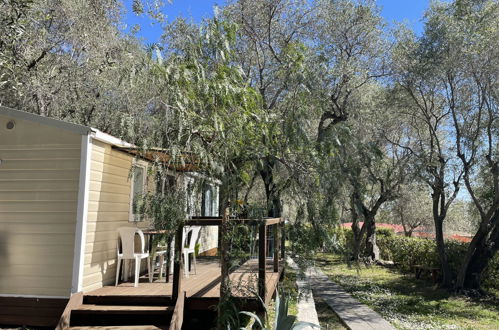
[202,184,219,217]
[129,160,148,222]
[184,176,196,217]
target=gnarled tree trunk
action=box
[455,210,499,290]
[260,156,282,217]
[432,191,453,288]
[365,215,379,262]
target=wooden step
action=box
[70,304,174,326]
[84,295,173,306]
[70,326,166,330]
[73,304,174,313]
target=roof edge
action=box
[0,106,92,135]
[91,129,135,148]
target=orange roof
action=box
[340,222,473,243]
[114,147,201,172]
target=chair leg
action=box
[147,257,152,283]
[134,257,140,287]
[193,253,197,275]
[183,251,189,278]
[159,254,165,280]
[123,259,129,281]
[115,258,121,286]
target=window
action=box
[130,164,146,222]
[155,173,176,195]
[185,177,196,217]
[202,184,219,217]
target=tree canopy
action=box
[1,0,498,295]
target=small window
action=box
[185,177,196,217]
[202,184,219,217]
[130,164,146,222]
[155,173,176,195]
[202,185,212,217]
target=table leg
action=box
[148,235,154,282]
[166,240,172,283]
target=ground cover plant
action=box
[315,253,499,330]
[265,267,299,328]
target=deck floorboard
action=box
[86,258,282,308]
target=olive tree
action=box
[434,0,499,290]
[0,0,150,134]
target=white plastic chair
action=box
[182,226,201,277]
[115,227,151,287]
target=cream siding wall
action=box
[0,114,81,297]
[198,226,219,253]
[82,139,150,292]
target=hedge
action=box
[329,226,499,292]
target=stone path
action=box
[287,258,320,329]
[307,266,395,330]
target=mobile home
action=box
[0,106,219,327]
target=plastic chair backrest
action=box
[182,226,201,251]
[117,227,145,259]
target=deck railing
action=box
[171,217,285,305]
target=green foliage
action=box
[315,253,499,329]
[376,228,395,237]
[378,235,499,292]
[239,290,319,330]
[136,188,187,232]
[483,255,499,295]
[377,235,440,271]
[333,227,499,292]
[194,243,200,257]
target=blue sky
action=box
[124,0,431,44]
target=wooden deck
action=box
[87,257,282,311]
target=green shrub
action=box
[377,235,439,271]
[376,227,395,237]
[330,226,499,292]
[483,254,499,292]
[327,226,355,255]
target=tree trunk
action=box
[352,221,367,261]
[217,196,231,328]
[400,212,413,237]
[455,210,499,290]
[269,192,281,218]
[430,189,453,288]
[260,156,282,217]
[434,216,453,287]
[351,196,361,242]
[365,215,379,262]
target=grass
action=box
[315,253,499,330]
[313,295,346,329]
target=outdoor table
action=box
[414,264,440,284]
[142,229,173,282]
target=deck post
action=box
[172,226,183,301]
[258,222,267,302]
[273,223,279,272]
[280,219,285,260]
